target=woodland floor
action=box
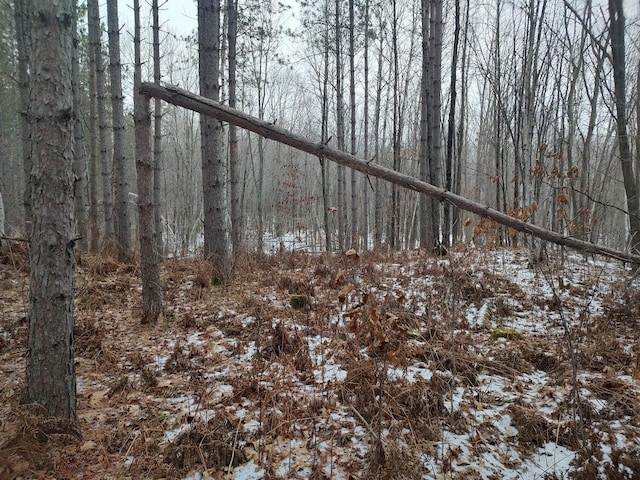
[1,242,640,479]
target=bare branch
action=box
[141,82,640,265]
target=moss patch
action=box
[491,327,522,340]
[289,294,309,310]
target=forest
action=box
[1,0,640,478]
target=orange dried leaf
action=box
[338,284,355,303]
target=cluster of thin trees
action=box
[2,0,640,421]
[149,0,639,259]
[1,0,639,257]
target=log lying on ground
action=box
[140,82,640,266]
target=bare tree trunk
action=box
[14,0,30,230]
[390,0,400,249]
[321,0,332,252]
[27,0,78,422]
[141,82,640,266]
[88,0,113,243]
[152,0,164,257]
[72,0,87,251]
[419,0,429,248]
[362,0,370,250]
[335,0,346,251]
[107,0,131,260]
[492,0,504,226]
[452,0,470,242]
[636,60,640,202]
[227,0,241,255]
[519,0,546,224]
[584,40,606,244]
[428,0,443,245]
[609,0,640,255]
[87,0,100,251]
[134,0,163,323]
[373,16,384,247]
[0,190,4,236]
[443,0,460,247]
[349,0,357,248]
[255,135,265,251]
[564,1,590,238]
[397,11,418,249]
[198,0,228,280]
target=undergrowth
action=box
[0,243,638,479]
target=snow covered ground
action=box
[1,246,639,479]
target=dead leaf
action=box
[338,284,355,303]
[89,389,110,406]
[80,440,97,452]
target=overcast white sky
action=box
[116,0,300,39]
[118,0,639,38]
[113,0,640,62]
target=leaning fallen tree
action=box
[141,82,640,266]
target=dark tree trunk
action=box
[14,0,31,230]
[152,0,164,257]
[86,0,100,251]
[609,0,640,255]
[419,0,429,248]
[198,0,228,280]
[349,0,357,248]
[362,0,370,250]
[443,0,460,246]
[72,0,87,251]
[107,0,131,260]
[390,0,400,249]
[320,0,332,253]
[427,0,443,245]
[452,0,470,242]
[26,0,78,422]
[134,0,163,323]
[227,0,241,255]
[373,18,384,247]
[88,0,113,243]
[335,0,346,251]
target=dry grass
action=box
[0,246,639,478]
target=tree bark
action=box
[419,0,429,248]
[443,0,460,246]
[320,0,332,252]
[198,0,228,279]
[428,0,443,245]
[335,0,346,251]
[152,0,164,257]
[452,0,470,242]
[87,0,113,243]
[349,0,357,249]
[141,82,640,266]
[608,0,640,255]
[134,0,163,323]
[373,19,385,247]
[14,0,31,230]
[390,0,400,249]
[27,0,78,421]
[86,0,100,252]
[362,0,370,250]
[107,0,131,260]
[227,0,241,255]
[72,0,87,251]
[0,190,4,236]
